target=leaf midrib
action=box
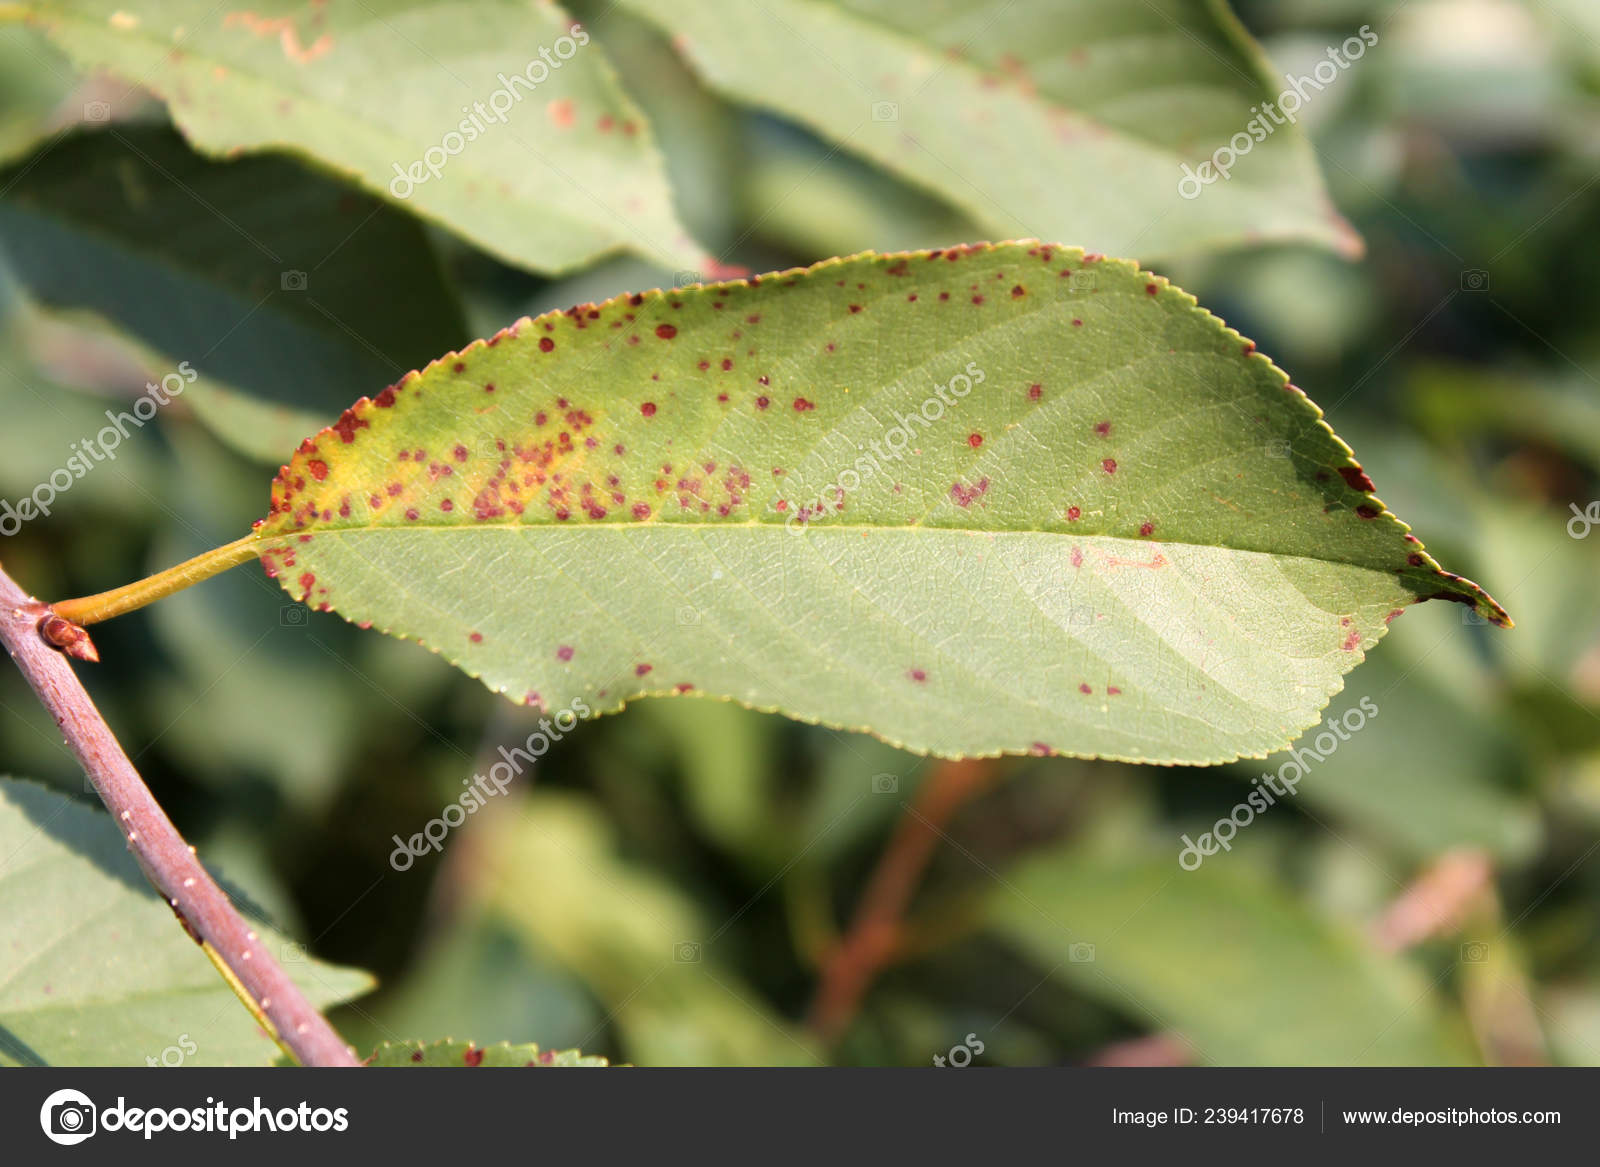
[268,521,1409,584]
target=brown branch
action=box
[0,562,359,1067]
[807,758,999,1043]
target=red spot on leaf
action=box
[332,410,369,444]
[949,478,990,507]
[1338,466,1375,492]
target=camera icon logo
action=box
[673,270,702,289]
[871,101,899,122]
[871,772,899,794]
[280,605,308,627]
[1460,269,1490,292]
[40,1088,97,1146]
[281,270,309,292]
[1461,607,1487,626]
[83,101,111,123]
[1264,438,1292,459]
[674,941,702,963]
[1069,942,1096,963]
[676,605,701,626]
[280,940,307,963]
[1068,269,1098,294]
[1460,941,1489,962]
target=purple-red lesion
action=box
[949,478,989,507]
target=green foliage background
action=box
[1,0,1598,1066]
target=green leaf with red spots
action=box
[367,1039,609,1067]
[2,0,711,274]
[251,242,1505,765]
[615,0,1361,261]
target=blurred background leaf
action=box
[0,778,371,1066]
